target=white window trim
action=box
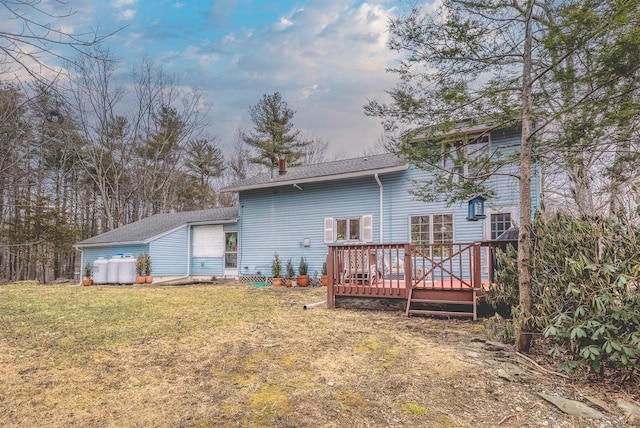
[484,206,518,241]
[481,206,517,274]
[442,133,491,182]
[408,213,455,248]
[324,215,373,244]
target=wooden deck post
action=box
[404,244,412,287]
[326,250,334,309]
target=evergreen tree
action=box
[242,92,308,176]
[365,0,640,351]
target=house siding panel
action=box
[82,245,148,272]
[191,257,224,276]
[149,226,189,276]
[234,127,541,279]
[238,175,381,277]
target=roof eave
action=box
[75,217,239,248]
[187,218,239,226]
[75,240,145,249]
[221,164,409,192]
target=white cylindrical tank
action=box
[107,253,123,284]
[118,253,136,285]
[93,255,109,284]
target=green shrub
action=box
[487,212,640,376]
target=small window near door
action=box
[490,213,511,240]
[225,232,237,268]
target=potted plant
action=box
[271,253,283,286]
[285,258,296,287]
[135,253,148,284]
[144,254,153,283]
[321,261,328,287]
[297,257,309,287]
[82,262,93,286]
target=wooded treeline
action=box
[0,44,336,283]
[0,49,247,283]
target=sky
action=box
[8,0,434,158]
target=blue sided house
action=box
[75,207,239,283]
[76,123,539,317]
[222,123,540,317]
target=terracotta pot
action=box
[285,279,293,287]
[135,276,146,284]
[145,276,153,284]
[272,277,283,286]
[321,275,328,287]
[82,278,92,286]
[297,275,309,287]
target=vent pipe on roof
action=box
[278,158,287,175]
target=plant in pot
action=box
[144,254,153,283]
[321,261,328,287]
[297,257,309,287]
[135,253,148,284]
[271,253,283,286]
[82,262,93,286]
[285,258,296,287]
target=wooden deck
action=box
[326,242,493,319]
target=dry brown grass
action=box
[0,282,632,427]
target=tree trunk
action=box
[516,0,535,353]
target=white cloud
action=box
[176,0,404,157]
[117,9,137,21]
[173,2,186,8]
[111,0,137,8]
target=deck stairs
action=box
[405,287,478,320]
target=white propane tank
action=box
[107,253,123,284]
[93,255,109,284]
[118,253,136,285]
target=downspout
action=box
[375,173,383,242]
[187,223,191,277]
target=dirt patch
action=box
[0,282,637,427]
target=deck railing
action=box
[327,242,487,308]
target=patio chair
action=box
[342,248,378,284]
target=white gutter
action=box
[222,164,408,192]
[375,173,383,242]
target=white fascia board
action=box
[74,219,239,248]
[145,219,236,243]
[223,164,408,192]
[410,124,493,142]
[75,240,145,249]
[188,218,238,227]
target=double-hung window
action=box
[490,213,512,240]
[336,218,361,241]
[410,213,454,257]
[324,215,373,243]
[442,133,490,182]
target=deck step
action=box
[408,309,474,318]
[409,298,473,305]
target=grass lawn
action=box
[3,281,618,427]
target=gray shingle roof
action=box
[221,153,408,192]
[76,206,238,247]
